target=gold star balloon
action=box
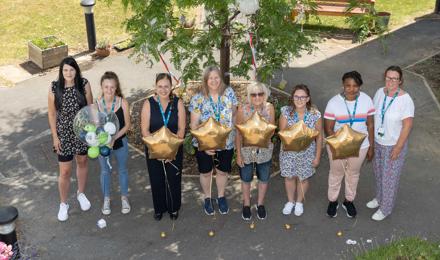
[325,124,367,160]
[235,112,276,148]
[278,121,319,152]
[142,126,184,160]
[190,117,232,151]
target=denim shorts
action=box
[239,160,272,183]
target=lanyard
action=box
[157,97,172,127]
[294,110,309,123]
[102,96,116,114]
[209,95,221,121]
[343,94,358,127]
[380,88,400,126]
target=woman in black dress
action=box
[48,57,93,221]
[140,73,186,220]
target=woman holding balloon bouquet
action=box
[141,73,186,221]
[48,56,93,222]
[95,71,131,215]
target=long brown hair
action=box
[201,66,226,97]
[100,71,123,98]
[290,84,313,111]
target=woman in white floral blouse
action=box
[189,66,238,216]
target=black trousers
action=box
[145,146,183,214]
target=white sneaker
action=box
[366,198,379,209]
[372,209,387,221]
[77,192,91,211]
[282,202,295,215]
[294,202,304,216]
[121,197,131,214]
[102,197,111,215]
[57,203,69,222]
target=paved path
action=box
[1,18,440,259]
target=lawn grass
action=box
[0,0,131,65]
[357,237,440,260]
[304,0,436,33]
[0,0,436,65]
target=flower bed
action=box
[128,81,289,176]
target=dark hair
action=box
[290,84,313,111]
[342,71,363,86]
[155,72,175,110]
[384,65,404,84]
[53,56,86,110]
[101,71,123,98]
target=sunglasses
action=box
[250,92,265,98]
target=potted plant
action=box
[28,36,68,69]
[345,0,390,43]
[95,40,111,57]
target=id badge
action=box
[377,127,385,137]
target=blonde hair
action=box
[201,66,226,97]
[246,81,270,103]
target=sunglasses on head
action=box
[250,92,265,98]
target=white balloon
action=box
[104,122,117,135]
[86,132,99,146]
[237,0,259,15]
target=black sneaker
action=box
[256,205,267,220]
[242,206,252,221]
[204,198,214,215]
[342,200,357,218]
[217,197,229,214]
[326,201,338,218]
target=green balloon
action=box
[88,146,100,159]
[98,132,109,145]
[84,124,97,133]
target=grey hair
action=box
[246,81,270,103]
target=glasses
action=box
[385,76,400,82]
[293,95,309,101]
[250,92,265,98]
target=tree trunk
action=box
[220,26,231,85]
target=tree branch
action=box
[228,10,241,24]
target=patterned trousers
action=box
[373,142,408,216]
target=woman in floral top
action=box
[280,84,323,217]
[189,66,238,216]
[235,82,275,221]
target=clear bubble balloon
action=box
[73,104,120,158]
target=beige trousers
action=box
[327,146,368,202]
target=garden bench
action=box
[298,0,375,17]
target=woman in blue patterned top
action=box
[189,66,238,215]
[280,84,323,217]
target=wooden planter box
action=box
[28,36,68,70]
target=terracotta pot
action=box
[96,48,110,57]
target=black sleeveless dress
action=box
[145,96,183,214]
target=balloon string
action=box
[210,155,216,218]
[340,160,352,200]
[161,160,176,228]
[106,156,112,171]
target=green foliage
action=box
[30,36,65,50]
[105,0,317,83]
[96,39,110,49]
[357,237,440,260]
[183,132,195,155]
[345,0,389,43]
